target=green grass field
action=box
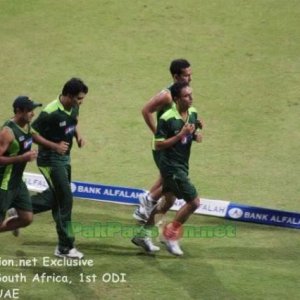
[0,0,299,299]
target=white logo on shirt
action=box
[24,138,33,149]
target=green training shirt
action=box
[32,98,79,166]
[155,105,199,176]
[0,120,33,190]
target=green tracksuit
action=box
[31,98,79,252]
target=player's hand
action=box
[180,124,195,137]
[76,136,85,148]
[194,132,203,143]
[55,141,69,154]
[22,150,38,162]
[196,119,204,130]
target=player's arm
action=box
[193,119,203,143]
[155,117,195,150]
[75,125,85,148]
[0,128,37,164]
[32,132,69,154]
[142,90,173,135]
[31,112,69,154]
[194,131,203,143]
[156,124,195,150]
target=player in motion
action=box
[30,78,88,259]
[133,59,193,222]
[0,96,67,235]
[132,81,203,256]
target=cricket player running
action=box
[30,78,88,259]
[0,96,66,235]
[132,81,203,256]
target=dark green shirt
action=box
[0,120,33,190]
[32,98,79,166]
[155,105,199,176]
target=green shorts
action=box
[152,150,161,170]
[162,171,198,202]
[0,181,32,221]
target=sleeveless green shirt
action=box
[0,120,33,190]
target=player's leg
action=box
[132,205,161,253]
[148,175,163,201]
[172,197,200,225]
[131,192,175,253]
[133,150,164,221]
[135,175,163,221]
[145,150,164,207]
[36,165,83,258]
[162,174,200,256]
[6,184,54,236]
[0,209,33,232]
[31,189,55,214]
[146,192,175,226]
[0,182,33,233]
[39,165,83,259]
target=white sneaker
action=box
[54,246,84,259]
[164,239,184,256]
[131,236,160,253]
[7,208,19,237]
[139,193,156,218]
[133,207,147,222]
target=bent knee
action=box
[191,197,200,210]
[22,218,33,227]
[19,213,33,227]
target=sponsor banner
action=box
[24,172,143,205]
[23,172,48,192]
[71,181,143,205]
[24,173,300,229]
[198,199,229,217]
[72,181,229,214]
[23,173,229,216]
[226,203,300,229]
[171,198,229,217]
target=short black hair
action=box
[170,81,190,101]
[169,59,191,76]
[62,78,88,97]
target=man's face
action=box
[175,67,192,84]
[20,109,35,124]
[177,86,193,110]
[69,92,86,108]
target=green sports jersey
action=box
[155,105,199,176]
[32,98,79,165]
[0,120,33,190]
